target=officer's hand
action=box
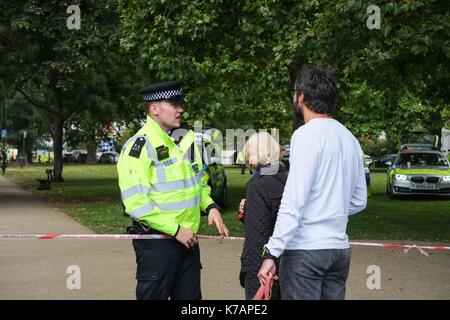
[175,226,198,249]
[208,208,229,237]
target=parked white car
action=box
[98,151,119,164]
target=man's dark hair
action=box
[294,66,337,114]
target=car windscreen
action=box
[396,152,450,168]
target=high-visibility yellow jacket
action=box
[117,116,215,236]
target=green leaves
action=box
[1,1,143,179]
[2,0,448,160]
[118,0,301,141]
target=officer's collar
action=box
[145,116,194,152]
[145,116,175,144]
[145,115,167,134]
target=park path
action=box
[0,175,449,299]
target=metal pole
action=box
[1,99,6,174]
[22,130,26,167]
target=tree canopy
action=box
[118,0,449,145]
[1,0,449,175]
[1,1,141,179]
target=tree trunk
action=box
[52,101,64,182]
[25,135,33,163]
[86,128,97,164]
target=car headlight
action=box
[395,174,408,181]
[443,176,450,182]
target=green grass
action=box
[4,163,450,241]
[348,171,450,241]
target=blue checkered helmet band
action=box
[143,89,182,102]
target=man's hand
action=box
[175,226,198,249]
[257,259,277,287]
[208,208,229,236]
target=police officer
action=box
[236,151,252,175]
[117,80,229,300]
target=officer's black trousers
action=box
[132,238,202,300]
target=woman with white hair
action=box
[239,131,288,300]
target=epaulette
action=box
[129,137,146,158]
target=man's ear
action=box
[149,102,160,116]
[298,93,305,105]
[298,93,308,112]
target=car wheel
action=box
[221,179,227,209]
[387,184,394,199]
[216,178,227,209]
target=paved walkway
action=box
[0,175,449,299]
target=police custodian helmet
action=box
[139,80,183,103]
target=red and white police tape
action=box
[0,233,449,256]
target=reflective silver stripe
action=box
[142,136,167,183]
[155,165,166,183]
[121,184,150,201]
[156,195,201,211]
[150,175,201,192]
[128,203,155,219]
[144,136,157,160]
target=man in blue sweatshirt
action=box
[258,66,367,300]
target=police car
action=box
[196,129,228,209]
[204,161,227,208]
[386,144,450,198]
